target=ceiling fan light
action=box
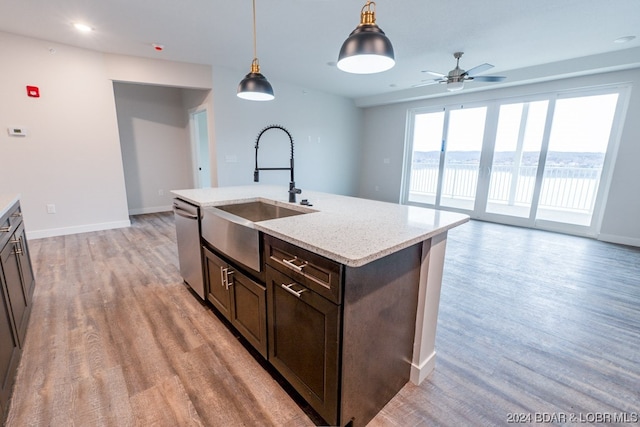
[337,2,395,74]
[447,81,464,92]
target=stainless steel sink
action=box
[216,201,308,222]
[201,200,314,273]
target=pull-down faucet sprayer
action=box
[253,125,301,203]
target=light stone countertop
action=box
[171,185,469,267]
[0,194,20,219]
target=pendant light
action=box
[237,0,274,101]
[337,1,395,74]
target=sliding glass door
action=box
[485,100,548,219]
[403,86,627,235]
[439,107,487,211]
[406,105,486,210]
[535,93,619,226]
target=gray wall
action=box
[358,68,640,246]
[211,66,363,196]
[114,83,195,214]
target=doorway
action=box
[190,108,211,188]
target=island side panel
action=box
[411,232,448,384]
[340,243,422,427]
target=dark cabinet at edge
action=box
[0,201,35,423]
[264,235,422,427]
[203,246,268,358]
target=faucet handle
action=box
[288,182,302,203]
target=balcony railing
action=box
[410,162,603,213]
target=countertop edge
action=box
[254,216,469,267]
[0,194,20,219]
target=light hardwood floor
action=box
[6,213,640,426]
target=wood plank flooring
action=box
[6,213,640,426]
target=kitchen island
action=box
[172,185,468,426]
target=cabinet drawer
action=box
[264,235,342,304]
[0,203,21,250]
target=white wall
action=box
[0,32,214,238]
[114,83,195,214]
[210,66,363,196]
[0,32,130,238]
[359,68,640,246]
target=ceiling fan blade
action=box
[464,63,494,77]
[421,70,446,78]
[471,75,506,82]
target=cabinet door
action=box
[266,266,340,426]
[0,276,21,419]
[1,235,29,347]
[230,270,267,358]
[16,226,35,302]
[204,248,232,319]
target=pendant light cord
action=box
[252,0,258,64]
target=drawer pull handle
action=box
[220,267,234,290]
[281,283,306,298]
[0,226,10,233]
[283,257,308,272]
[226,269,234,289]
[11,212,22,218]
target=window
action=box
[402,86,628,235]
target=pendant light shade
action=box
[337,1,395,74]
[237,0,274,101]
[237,59,274,101]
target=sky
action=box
[413,92,619,154]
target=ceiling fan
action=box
[415,52,506,91]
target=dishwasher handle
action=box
[174,206,199,220]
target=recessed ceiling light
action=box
[73,23,93,33]
[614,35,635,43]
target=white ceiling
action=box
[1,0,639,99]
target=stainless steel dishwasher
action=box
[173,199,205,299]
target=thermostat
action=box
[8,128,27,136]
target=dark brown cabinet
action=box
[266,265,340,425]
[204,246,267,358]
[200,218,425,426]
[265,234,422,427]
[1,222,32,347]
[0,200,35,423]
[0,272,21,424]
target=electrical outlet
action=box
[46,204,56,214]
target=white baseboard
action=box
[598,233,640,248]
[410,350,436,385]
[128,205,173,215]
[27,219,132,240]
